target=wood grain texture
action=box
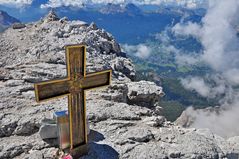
[34,45,111,154]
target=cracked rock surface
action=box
[0,11,239,159]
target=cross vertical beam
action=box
[66,46,87,149]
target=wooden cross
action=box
[34,45,111,157]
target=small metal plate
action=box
[54,111,70,150]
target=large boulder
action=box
[127,81,164,107]
[12,23,26,29]
[100,81,164,109]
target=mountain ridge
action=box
[99,3,142,15]
[0,11,239,159]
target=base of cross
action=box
[58,145,88,159]
[69,144,88,158]
[57,144,88,159]
[39,111,91,158]
[54,111,89,158]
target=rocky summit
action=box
[0,11,239,159]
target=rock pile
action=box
[12,23,26,29]
[0,11,239,159]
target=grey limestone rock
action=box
[13,116,40,135]
[87,100,142,122]
[127,80,164,107]
[0,10,239,159]
[111,57,135,80]
[101,83,128,103]
[4,79,25,87]
[38,119,57,139]
[43,10,60,22]
[12,23,26,29]
[142,116,165,127]
[123,128,154,142]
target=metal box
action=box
[54,111,70,150]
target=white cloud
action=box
[122,44,152,59]
[223,69,239,86]
[174,0,239,137]
[156,27,202,66]
[175,53,200,66]
[40,0,86,8]
[180,76,227,98]
[41,0,159,7]
[135,44,152,58]
[0,0,33,7]
[181,77,211,97]
[40,0,208,8]
[172,22,202,38]
[0,0,209,8]
[90,0,128,4]
[173,0,239,86]
[186,1,197,9]
[184,103,239,138]
[173,0,239,74]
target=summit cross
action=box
[34,45,111,157]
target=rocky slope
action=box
[0,11,239,159]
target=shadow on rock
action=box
[81,130,119,159]
[88,129,105,142]
[43,138,58,147]
[81,142,119,159]
[43,130,118,159]
[227,153,239,159]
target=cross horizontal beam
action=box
[35,70,111,102]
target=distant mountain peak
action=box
[125,3,142,14]
[43,9,60,22]
[0,10,20,25]
[0,10,20,32]
[100,3,142,15]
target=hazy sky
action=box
[0,0,208,8]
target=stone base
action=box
[39,118,57,139]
